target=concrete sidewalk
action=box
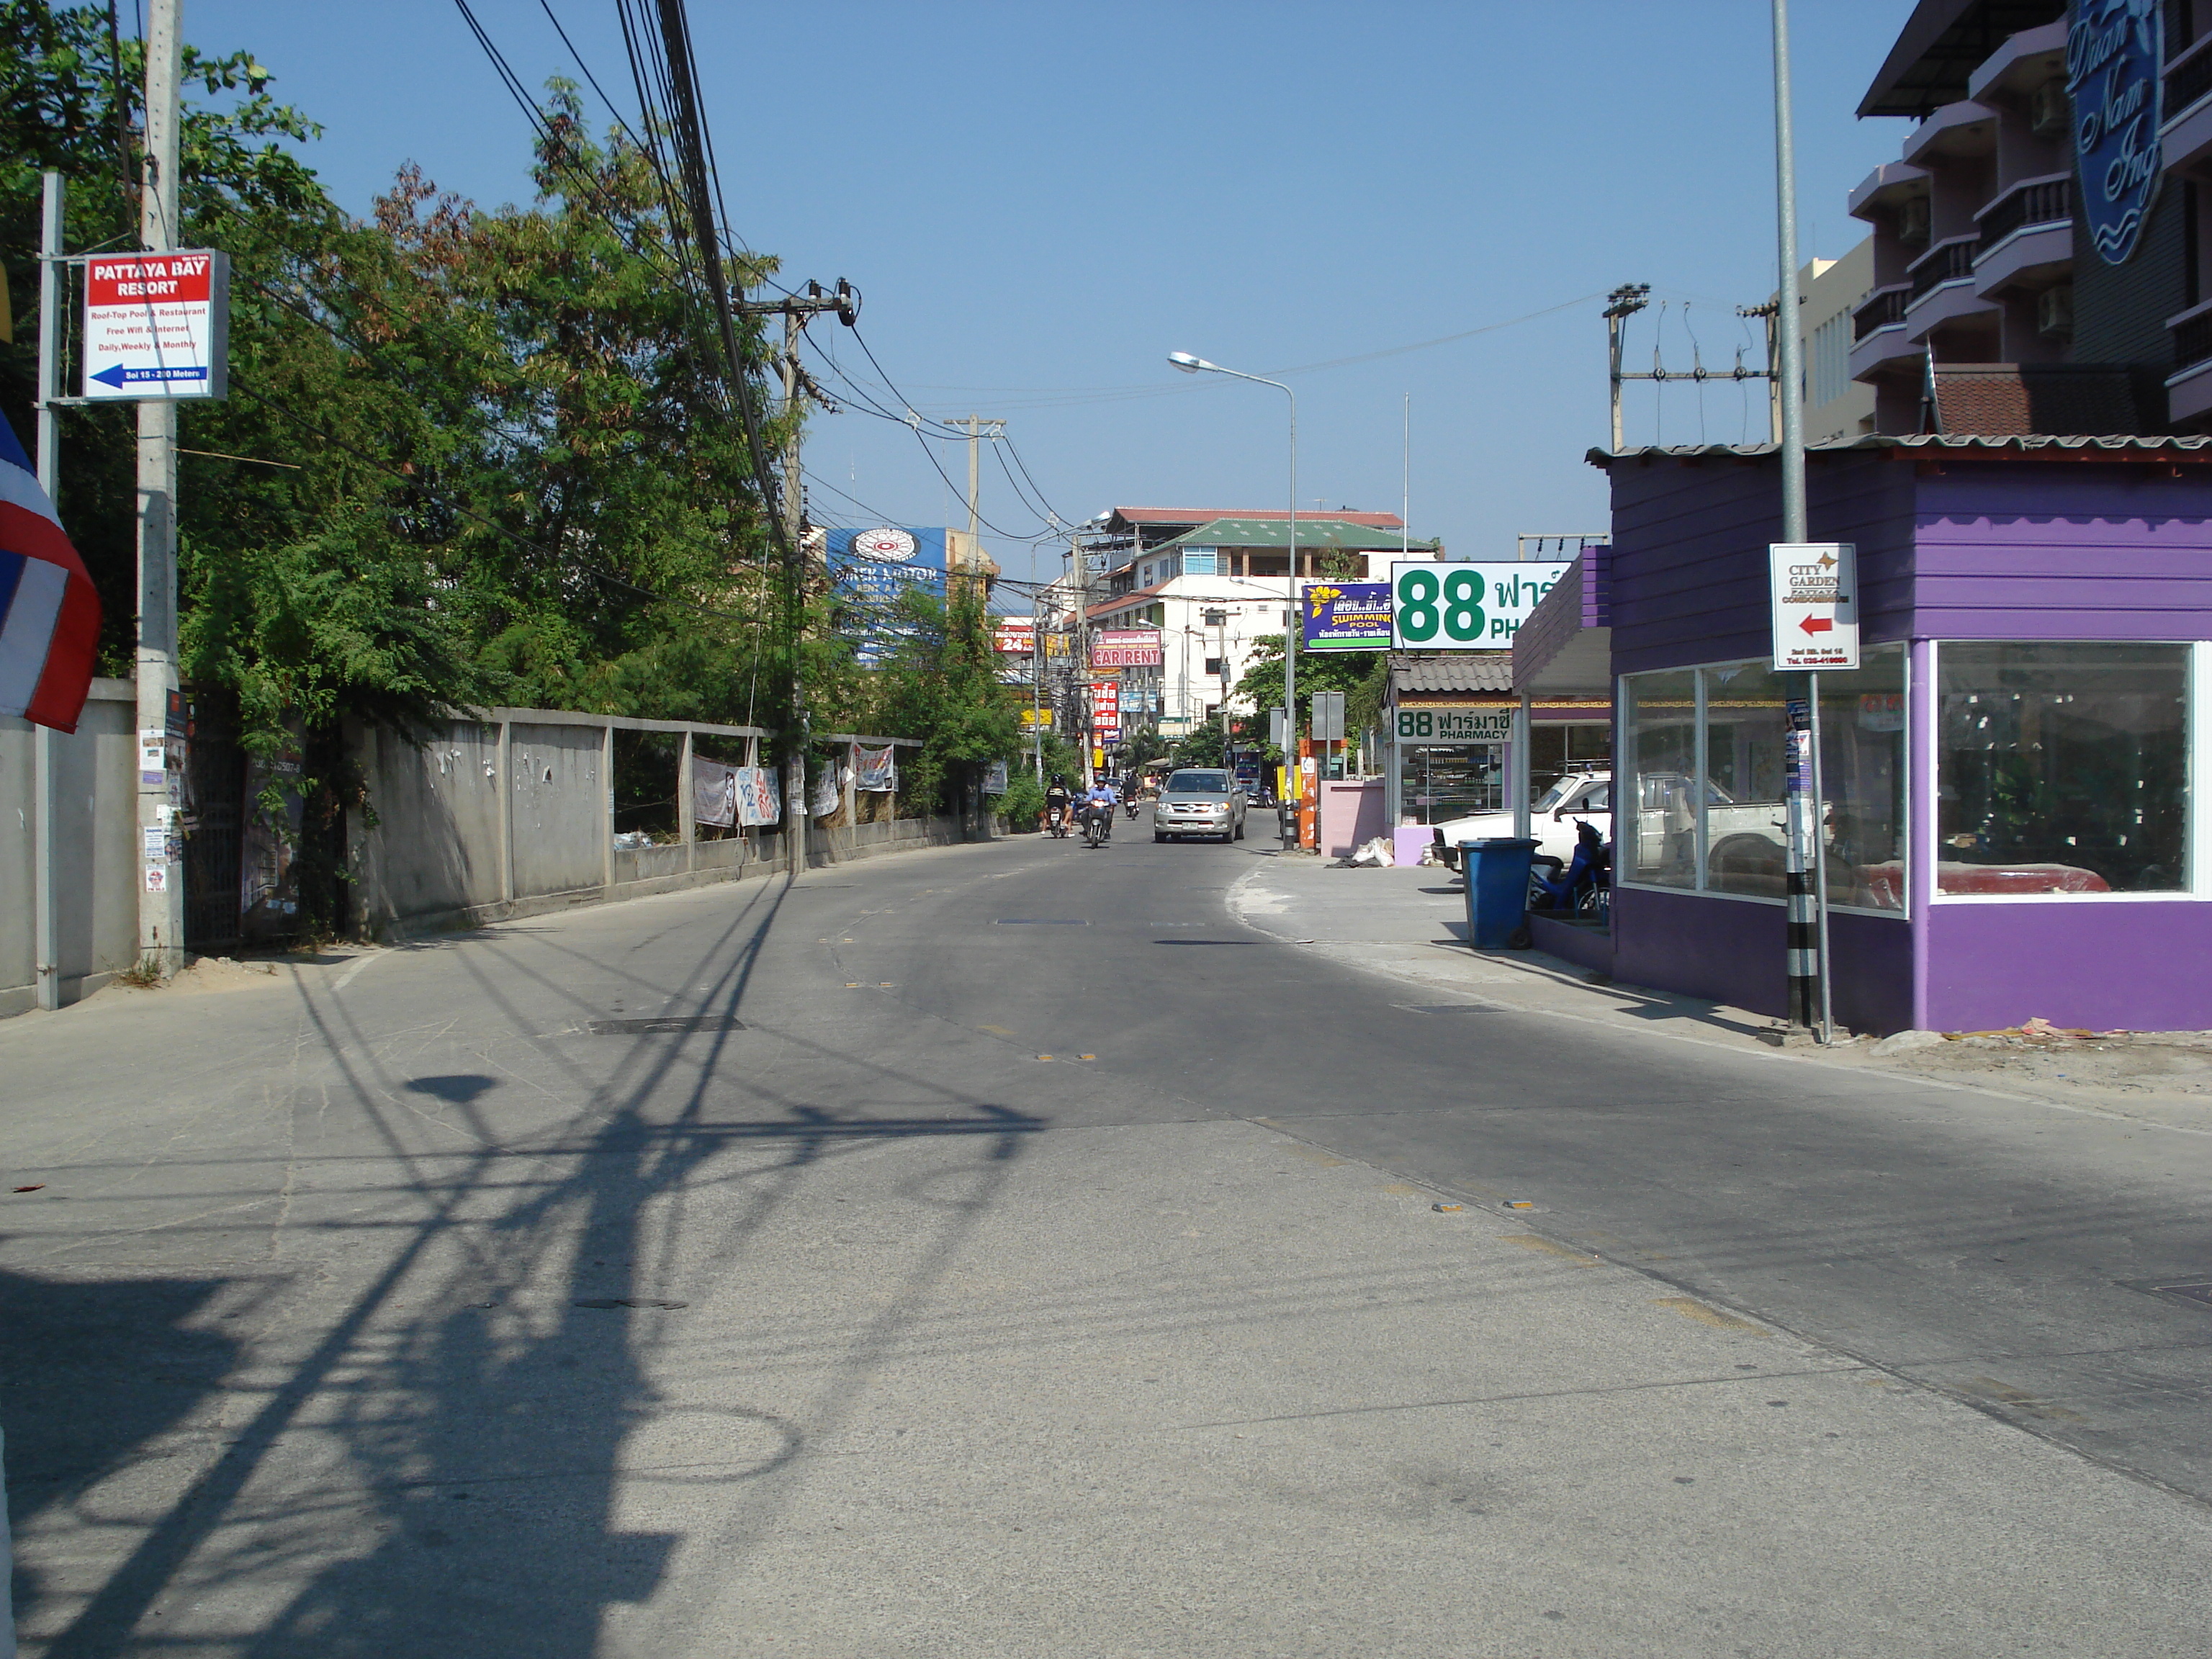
[1228,855,2212,1135]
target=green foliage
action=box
[873,586,1021,811]
[992,771,1045,832]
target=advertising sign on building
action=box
[992,616,1035,654]
[1090,627,1164,667]
[1302,581,1393,652]
[827,526,947,667]
[82,250,230,400]
[2070,0,2163,266]
[1768,542,1859,671]
[1389,561,1570,649]
[1394,706,1514,743]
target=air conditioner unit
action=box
[2038,283,2075,338]
[2029,78,2069,139]
[1897,194,1932,248]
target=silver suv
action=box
[1154,768,1246,843]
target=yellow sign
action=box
[1020,709,1053,728]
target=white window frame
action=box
[1925,638,2203,906]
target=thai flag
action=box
[0,412,101,734]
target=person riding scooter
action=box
[1043,774,1074,838]
[1079,778,1118,843]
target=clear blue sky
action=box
[182,1,1920,585]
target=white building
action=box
[1080,509,1443,736]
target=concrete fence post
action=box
[678,728,696,876]
[844,741,858,860]
[601,721,616,896]
[497,719,514,909]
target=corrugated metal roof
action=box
[1588,434,2212,467]
[1151,517,1442,552]
[1390,652,1513,696]
[1109,506,1406,529]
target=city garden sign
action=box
[2070,0,2163,265]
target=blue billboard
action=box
[2069,0,2164,266]
[826,526,948,667]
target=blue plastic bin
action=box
[1460,837,1538,948]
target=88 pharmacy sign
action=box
[1390,561,1570,649]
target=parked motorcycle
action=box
[1529,819,1611,917]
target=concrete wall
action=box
[0,681,140,1016]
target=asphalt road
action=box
[3,811,2208,1655]
[960,819,2212,1506]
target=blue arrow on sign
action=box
[91,362,209,388]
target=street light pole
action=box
[1167,353,1296,837]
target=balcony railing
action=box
[2168,31,2212,118]
[1975,174,2072,258]
[2173,305,2212,376]
[1907,236,1978,304]
[1853,284,1911,341]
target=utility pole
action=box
[1604,282,1775,449]
[34,172,65,1010]
[1070,529,1094,787]
[735,280,857,876]
[138,0,184,975]
[1770,0,1832,1042]
[946,413,1005,553]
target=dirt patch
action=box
[1863,1026,2212,1128]
[88,955,287,1003]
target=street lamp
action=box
[1170,351,1298,842]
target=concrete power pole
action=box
[138,0,184,974]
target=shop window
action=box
[1937,642,2186,895]
[1622,670,1697,888]
[1622,647,1907,911]
[1398,743,1504,824]
[1524,721,1613,808]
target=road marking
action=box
[332,953,382,994]
[1653,1296,1765,1333]
[1501,1234,1598,1265]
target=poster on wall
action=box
[1389,562,1570,649]
[827,526,948,667]
[693,759,738,828]
[733,765,779,827]
[1301,582,1393,651]
[855,744,898,791]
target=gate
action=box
[183,691,245,953]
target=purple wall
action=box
[1925,902,2212,1032]
[1910,465,2212,638]
[1612,886,1914,1034]
[1605,449,1915,675]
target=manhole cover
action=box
[1152,940,1251,946]
[2152,1281,2212,1308]
[994,919,1089,925]
[587,1016,745,1035]
[1393,1003,1509,1015]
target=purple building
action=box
[1515,435,2212,1034]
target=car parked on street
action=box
[1154,768,1246,842]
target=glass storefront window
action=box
[1524,721,1613,808]
[1622,670,1696,887]
[1701,661,1791,899]
[1937,642,2186,894]
[1398,743,1503,823]
[1622,647,1908,912]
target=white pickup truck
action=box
[1431,768,1786,878]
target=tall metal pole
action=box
[781,310,808,876]
[1772,0,1830,1040]
[137,0,185,975]
[1285,387,1298,838]
[35,172,65,1011]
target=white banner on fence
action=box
[855,744,898,791]
[811,763,845,819]
[734,766,778,827]
[693,759,738,828]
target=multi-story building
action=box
[1077,508,1442,735]
[1845,0,2212,435]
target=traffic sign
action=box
[1390,561,1570,650]
[81,250,230,401]
[1768,543,1858,670]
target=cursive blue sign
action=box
[2069,0,2164,265]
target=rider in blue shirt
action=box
[1082,778,1118,841]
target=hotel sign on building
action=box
[2069,0,2163,264]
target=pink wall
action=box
[1319,780,1386,857]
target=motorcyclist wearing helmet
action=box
[1043,773,1074,836]
[1081,777,1118,842]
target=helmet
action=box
[1051,773,1066,786]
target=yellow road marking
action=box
[1653,1296,1763,1333]
[978,1025,1014,1037]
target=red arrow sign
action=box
[1799,615,1833,635]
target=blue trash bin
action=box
[1460,837,1538,949]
